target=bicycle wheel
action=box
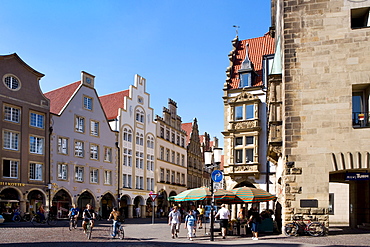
[69,219,73,231]
[307,222,325,237]
[119,225,124,240]
[23,214,31,222]
[13,215,21,222]
[31,216,42,227]
[47,216,57,226]
[86,224,92,240]
[284,223,298,237]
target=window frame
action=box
[29,162,43,181]
[2,159,18,179]
[89,168,99,184]
[83,95,93,111]
[3,129,19,151]
[30,111,45,129]
[57,136,69,155]
[74,140,84,158]
[90,143,99,160]
[57,163,68,181]
[29,135,44,154]
[3,104,20,123]
[75,166,84,182]
[75,115,85,133]
[90,120,99,137]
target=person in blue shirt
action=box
[184,210,196,241]
[68,204,80,227]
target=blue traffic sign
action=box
[211,170,224,183]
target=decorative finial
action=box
[233,25,240,35]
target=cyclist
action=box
[108,207,124,238]
[37,204,46,222]
[68,204,79,226]
[82,204,96,233]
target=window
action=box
[171,132,175,143]
[90,144,99,160]
[160,126,164,138]
[136,109,144,123]
[240,73,252,87]
[352,86,370,127]
[75,116,85,133]
[104,147,112,162]
[140,176,143,189]
[246,148,254,163]
[104,170,112,185]
[351,7,370,29]
[166,169,170,182]
[166,149,170,161]
[136,133,143,146]
[123,174,127,187]
[123,128,133,142]
[4,105,20,123]
[123,148,132,166]
[30,112,44,129]
[171,151,175,163]
[4,75,20,90]
[3,130,19,150]
[160,168,164,181]
[151,178,154,190]
[246,136,254,145]
[58,163,68,180]
[181,137,185,147]
[30,136,44,154]
[127,175,132,188]
[83,96,93,110]
[160,146,164,160]
[171,171,175,183]
[147,178,151,190]
[235,137,243,146]
[58,137,68,155]
[181,155,185,166]
[176,153,180,165]
[147,136,154,149]
[136,176,139,189]
[246,104,254,119]
[29,163,42,180]
[74,140,84,157]
[2,159,18,178]
[75,166,84,182]
[176,172,180,184]
[235,149,243,163]
[90,120,99,136]
[181,174,185,185]
[90,168,99,183]
[235,106,243,120]
[166,129,170,140]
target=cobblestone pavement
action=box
[0,218,370,247]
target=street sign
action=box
[211,170,223,183]
[149,193,158,201]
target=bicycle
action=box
[68,215,78,231]
[85,219,92,239]
[31,211,57,226]
[107,220,124,240]
[284,215,325,237]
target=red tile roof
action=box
[229,33,275,89]
[44,81,81,115]
[181,122,193,145]
[99,90,129,120]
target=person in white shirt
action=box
[168,206,181,238]
[215,204,230,239]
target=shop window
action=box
[351,7,370,29]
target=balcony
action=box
[353,112,370,128]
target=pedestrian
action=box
[248,207,261,240]
[197,205,204,229]
[136,207,141,218]
[184,210,196,241]
[190,205,199,237]
[215,204,230,239]
[168,206,181,239]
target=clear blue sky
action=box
[1,0,271,146]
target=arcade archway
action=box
[100,193,115,219]
[77,191,95,210]
[0,188,21,220]
[27,190,45,214]
[52,189,72,218]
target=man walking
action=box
[215,204,230,239]
[168,206,181,238]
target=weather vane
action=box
[233,25,240,35]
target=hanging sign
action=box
[345,172,370,180]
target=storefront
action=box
[52,189,72,219]
[100,193,115,219]
[0,188,21,221]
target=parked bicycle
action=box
[11,212,31,222]
[31,211,57,226]
[284,215,325,237]
[107,219,124,240]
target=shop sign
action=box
[0,182,26,187]
[345,172,370,180]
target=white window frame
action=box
[75,116,85,133]
[29,163,43,180]
[3,130,19,150]
[90,168,99,183]
[4,105,20,123]
[74,140,84,157]
[90,120,99,136]
[75,166,84,182]
[30,112,44,129]
[58,137,68,155]
[58,163,68,180]
[90,143,99,160]
[104,147,112,162]
[104,170,112,185]
[30,136,44,154]
[83,96,93,110]
[2,159,18,178]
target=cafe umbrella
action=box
[172,187,235,202]
[229,186,276,203]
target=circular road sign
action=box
[211,170,224,183]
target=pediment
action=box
[232,91,259,103]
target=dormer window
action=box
[238,43,256,88]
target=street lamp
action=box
[204,147,222,241]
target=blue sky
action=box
[1,0,271,145]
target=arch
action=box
[77,190,96,210]
[0,188,22,215]
[119,194,131,218]
[234,180,256,189]
[100,192,115,218]
[27,189,47,214]
[169,191,177,197]
[52,189,72,218]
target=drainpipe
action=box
[115,141,120,207]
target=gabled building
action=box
[0,53,51,215]
[45,71,118,218]
[100,74,156,218]
[182,118,208,189]
[155,99,187,214]
[222,33,275,217]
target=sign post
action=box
[149,191,158,224]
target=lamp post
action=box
[204,147,222,241]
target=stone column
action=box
[141,205,146,218]
[128,205,133,218]
[231,204,237,220]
